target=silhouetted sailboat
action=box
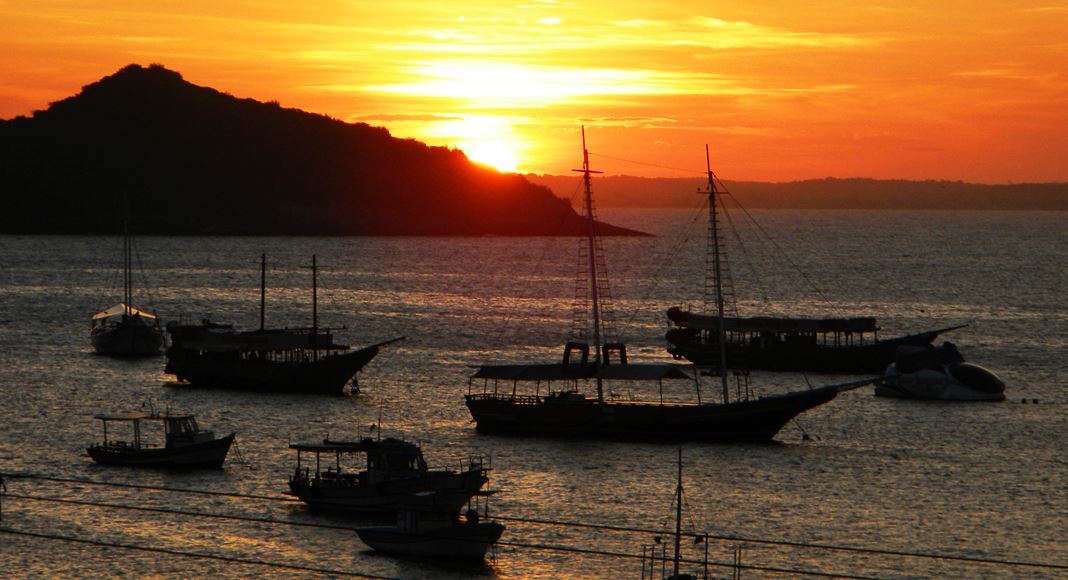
[165,254,403,395]
[90,201,164,356]
[464,134,866,441]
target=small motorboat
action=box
[877,342,1006,401]
[87,412,235,468]
[286,436,490,513]
[356,501,504,561]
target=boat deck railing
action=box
[465,392,703,407]
[465,393,546,405]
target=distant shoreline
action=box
[528,175,1068,211]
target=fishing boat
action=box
[164,254,403,395]
[90,201,164,356]
[877,342,1006,401]
[286,436,490,513]
[87,411,234,469]
[356,502,504,561]
[464,134,869,442]
[665,310,963,374]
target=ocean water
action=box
[0,208,1064,578]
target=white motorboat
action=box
[877,342,1006,401]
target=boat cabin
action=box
[93,412,215,450]
[468,341,698,405]
[289,438,431,486]
[667,308,880,348]
[166,320,352,365]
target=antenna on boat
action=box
[260,253,266,331]
[312,255,318,335]
[572,126,605,401]
[123,191,131,317]
[310,254,319,362]
[673,447,684,578]
[705,145,730,403]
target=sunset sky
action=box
[2,1,1066,182]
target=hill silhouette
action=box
[528,175,1068,210]
[0,64,641,235]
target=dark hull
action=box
[87,433,234,469]
[165,345,380,395]
[288,469,489,513]
[464,387,839,442]
[667,329,948,373]
[356,522,505,560]
[91,321,164,356]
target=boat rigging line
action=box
[719,195,771,306]
[4,473,1065,573]
[589,152,707,177]
[722,189,835,307]
[229,438,256,470]
[590,149,849,321]
[482,175,588,356]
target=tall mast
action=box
[706,145,730,403]
[259,253,266,331]
[572,126,605,401]
[311,255,318,334]
[123,193,131,315]
[311,255,319,362]
[673,447,683,577]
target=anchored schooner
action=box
[664,165,963,373]
[165,254,403,395]
[464,134,865,441]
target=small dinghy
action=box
[877,342,1006,401]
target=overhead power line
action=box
[4,476,1064,574]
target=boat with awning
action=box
[464,134,870,442]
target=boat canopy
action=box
[91,303,157,321]
[471,363,691,382]
[289,437,420,455]
[172,326,349,353]
[668,308,877,333]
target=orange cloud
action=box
[0,1,1065,181]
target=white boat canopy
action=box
[91,303,157,321]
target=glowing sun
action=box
[426,115,523,173]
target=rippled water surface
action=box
[0,209,1065,578]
